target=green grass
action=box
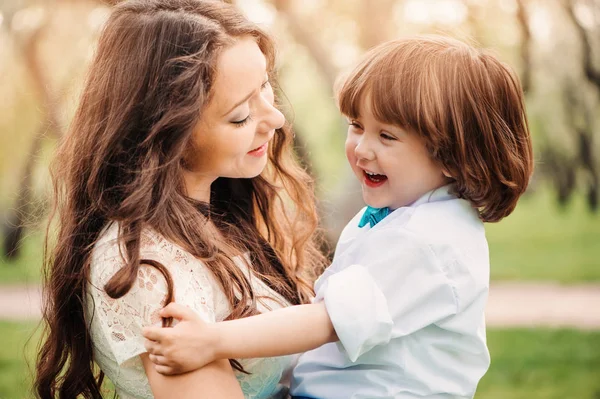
[478,329,600,399]
[0,322,39,399]
[0,231,44,285]
[1,322,598,399]
[0,322,115,399]
[486,187,600,282]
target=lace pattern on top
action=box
[85,223,294,399]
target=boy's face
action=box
[345,97,448,210]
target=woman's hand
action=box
[142,303,220,375]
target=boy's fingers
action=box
[142,326,163,341]
[149,353,168,366]
[143,338,163,355]
[160,302,196,321]
[155,365,176,376]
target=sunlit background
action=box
[0,0,599,398]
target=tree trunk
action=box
[515,0,532,93]
[2,8,64,258]
[562,0,599,211]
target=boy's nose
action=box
[354,138,376,161]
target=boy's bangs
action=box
[336,47,427,134]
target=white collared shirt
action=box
[291,185,491,399]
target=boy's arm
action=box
[142,302,338,375]
[216,302,338,359]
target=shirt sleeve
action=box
[88,234,217,366]
[315,227,458,362]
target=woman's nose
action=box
[258,99,285,133]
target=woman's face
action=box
[184,36,285,200]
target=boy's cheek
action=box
[344,139,358,163]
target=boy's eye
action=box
[348,121,363,130]
[380,133,396,141]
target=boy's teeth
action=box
[364,170,388,183]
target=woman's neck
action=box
[182,170,214,202]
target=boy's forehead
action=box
[354,91,374,117]
[355,93,390,124]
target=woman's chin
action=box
[245,166,268,179]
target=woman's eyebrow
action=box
[222,90,255,117]
[221,74,270,117]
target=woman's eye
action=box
[232,115,251,127]
[261,80,271,90]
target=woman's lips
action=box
[248,142,268,157]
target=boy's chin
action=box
[363,199,389,209]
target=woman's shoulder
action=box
[93,222,186,258]
[88,222,223,321]
[89,222,205,286]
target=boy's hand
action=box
[142,303,219,375]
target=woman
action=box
[34,1,327,398]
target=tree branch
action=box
[271,0,338,89]
[515,0,532,93]
[563,0,600,90]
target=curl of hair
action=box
[35,1,327,398]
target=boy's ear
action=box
[442,169,452,178]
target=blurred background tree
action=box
[0,0,598,272]
[1,0,106,258]
[1,0,599,256]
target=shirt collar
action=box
[358,185,456,229]
[407,184,456,209]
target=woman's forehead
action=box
[208,37,267,116]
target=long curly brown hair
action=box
[34,1,327,398]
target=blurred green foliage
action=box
[0,321,116,399]
[0,322,39,399]
[0,230,43,284]
[477,328,600,399]
[486,186,600,282]
[3,185,599,284]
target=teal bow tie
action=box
[358,206,390,228]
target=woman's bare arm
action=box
[141,353,244,399]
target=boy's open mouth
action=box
[364,170,388,184]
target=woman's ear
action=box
[442,168,452,179]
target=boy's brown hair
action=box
[337,35,534,222]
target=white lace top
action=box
[85,223,294,399]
